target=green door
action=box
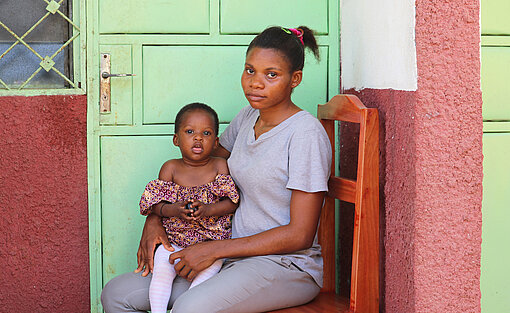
[481,0,510,311]
[87,1,340,311]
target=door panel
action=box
[481,2,510,311]
[481,133,510,312]
[100,0,210,34]
[142,46,328,124]
[481,0,510,35]
[99,45,133,125]
[101,135,181,282]
[220,0,328,34]
[142,46,247,124]
[481,47,510,121]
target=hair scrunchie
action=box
[281,27,305,45]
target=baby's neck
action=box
[173,157,218,187]
[181,157,212,168]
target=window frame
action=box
[0,0,86,95]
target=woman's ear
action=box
[291,70,303,88]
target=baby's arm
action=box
[191,199,238,218]
[150,160,194,220]
[191,158,239,218]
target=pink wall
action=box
[0,95,90,312]
[343,0,482,312]
[413,0,482,311]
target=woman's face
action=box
[173,110,218,165]
[241,47,302,111]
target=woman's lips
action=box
[246,94,266,101]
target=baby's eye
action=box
[245,68,254,75]
[203,130,211,136]
[185,129,194,134]
[267,72,277,78]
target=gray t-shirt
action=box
[219,106,332,287]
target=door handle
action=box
[99,53,135,113]
[101,72,135,79]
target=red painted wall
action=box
[0,95,90,312]
[343,1,482,312]
[414,0,482,311]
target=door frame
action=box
[86,1,340,311]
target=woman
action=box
[101,25,332,313]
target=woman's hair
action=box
[247,26,320,72]
[174,102,219,135]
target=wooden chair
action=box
[269,95,380,313]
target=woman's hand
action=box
[134,214,174,276]
[169,241,219,281]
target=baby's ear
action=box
[172,134,179,146]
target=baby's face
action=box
[174,110,218,164]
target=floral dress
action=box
[139,174,239,248]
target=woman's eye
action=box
[185,129,193,134]
[267,72,277,78]
[245,68,254,75]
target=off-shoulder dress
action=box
[139,174,239,248]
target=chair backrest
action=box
[317,94,380,312]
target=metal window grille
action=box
[0,0,80,90]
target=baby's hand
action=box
[189,201,210,218]
[171,201,194,221]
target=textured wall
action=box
[0,95,90,312]
[342,89,417,312]
[413,0,482,312]
[341,1,482,312]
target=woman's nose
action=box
[250,75,264,89]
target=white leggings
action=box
[149,244,223,313]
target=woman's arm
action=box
[212,143,230,159]
[170,189,324,280]
[134,213,174,276]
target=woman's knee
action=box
[101,272,152,312]
[171,292,209,313]
[101,277,125,312]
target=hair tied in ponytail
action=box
[281,27,305,45]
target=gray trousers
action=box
[101,255,320,313]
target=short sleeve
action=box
[219,106,252,152]
[139,180,178,215]
[210,174,240,204]
[286,126,332,193]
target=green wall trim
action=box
[483,122,510,132]
[482,36,510,46]
[0,89,85,96]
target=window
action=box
[0,0,83,91]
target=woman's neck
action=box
[257,102,300,128]
[254,102,301,139]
